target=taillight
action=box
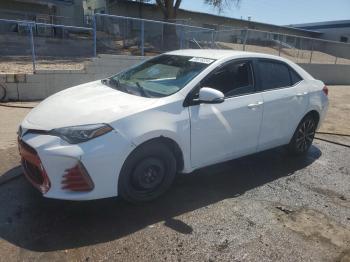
[322,85,328,96]
[62,162,94,192]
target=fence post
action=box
[211,30,215,48]
[243,29,249,51]
[28,23,36,73]
[161,23,164,51]
[179,25,184,49]
[140,20,144,56]
[92,14,97,57]
[278,34,282,56]
[309,39,314,64]
[293,36,298,62]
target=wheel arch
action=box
[127,135,185,173]
[289,109,320,144]
[304,110,320,126]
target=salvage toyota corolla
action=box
[18,49,328,202]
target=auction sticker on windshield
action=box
[189,57,215,64]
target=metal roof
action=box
[289,20,350,30]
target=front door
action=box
[189,60,264,169]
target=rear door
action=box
[255,59,309,151]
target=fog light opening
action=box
[61,162,94,192]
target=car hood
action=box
[22,80,158,130]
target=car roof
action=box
[167,49,288,62]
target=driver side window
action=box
[201,60,254,97]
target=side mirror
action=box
[198,87,224,104]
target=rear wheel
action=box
[288,115,317,155]
[118,141,177,203]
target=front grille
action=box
[18,139,51,193]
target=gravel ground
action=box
[0,141,349,262]
[0,86,349,262]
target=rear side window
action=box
[258,60,291,90]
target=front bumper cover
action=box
[19,129,134,201]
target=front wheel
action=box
[118,142,177,203]
[288,115,317,155]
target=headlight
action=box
[51,124,113,144]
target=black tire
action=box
[287,115,317,155]
[118,141,177,203]
[0,84,6,102]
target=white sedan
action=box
[18,50,328,202]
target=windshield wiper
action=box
[102,78,130,93]
[136,82,150,97]
[101,78,120,87]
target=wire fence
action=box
[0,9,74,26]
[1,14,350,74]
[0,18,93,73]
[93,14,215,56]
[214,29,350,65]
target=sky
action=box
[180,0,350,25]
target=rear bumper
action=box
[18,130,134,200]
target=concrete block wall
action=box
[299,63,350,85]
[1,55,145,101]
[0,54,349,101]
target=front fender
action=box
[111,102,193,173]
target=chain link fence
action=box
[0,19,33,74]
[34,23,94,71]
[93,14,214,56]
[1,15,350,74]
[0,18,93,73]
[214,29,350,65]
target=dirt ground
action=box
[0,86,349,262]
[0,57,91,74]
[319,85,350,135]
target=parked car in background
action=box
[18,49,328,202]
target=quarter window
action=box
[290,68,303,85]
[201,61,254,97]
[258,60,291,90]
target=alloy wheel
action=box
[295,118,316,152]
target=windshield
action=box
[105,55,215,98]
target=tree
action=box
[155,0,241,20]
[155,0,182,20]
[153,0,241,50]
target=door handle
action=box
[247,101,264,109]
[296,92,308,97]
